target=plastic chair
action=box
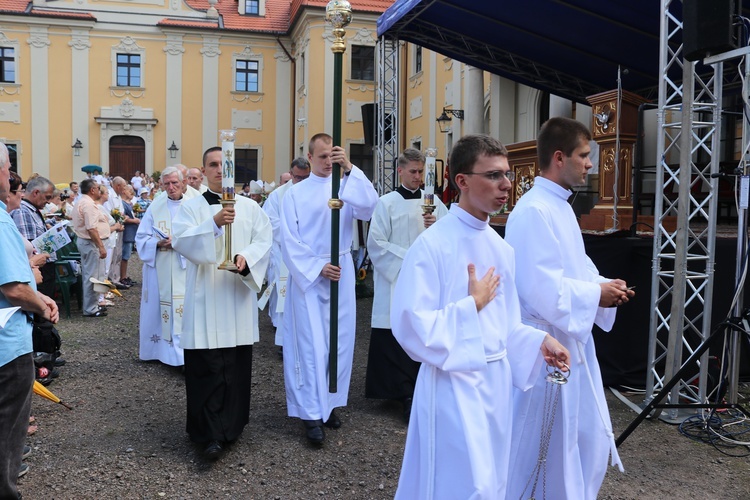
[55,260,82,318]
[56,239,81,262]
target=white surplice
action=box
[505,176,623,500]
[390,205,548,500]
[280,166,378,421]
[135,195,190,366]
[261,180,292,345]
[171,193,272,350]
[368,189,448,329]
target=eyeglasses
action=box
[463,170,515,182]
[11,189,24,194]
[293,174,310,182]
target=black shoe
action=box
[203,440,223,460]
[114,282,131,290]
[323,409,341,429]
[403,397,413,424]
[54,358,66,367]
[83,310,107,317]
[50,368,60,379]
[22,445,31,459]
[303,419,325,444]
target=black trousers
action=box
[184,345,253,443]
[365,328,420,401]
[0,354,33,500]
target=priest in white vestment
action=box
[365,148,447,423]
[172,147,272,459]
[391,134,570,499]
[135,167,196,367]
[261,157,310,346]
[280,133,378,445]
[505,118,633,500]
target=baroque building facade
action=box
[0,0,390,184]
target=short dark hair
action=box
[69,181,78,188]
[448,135,508,191]
[290,157,310,171]
[9,171,23,193]
[202,146,222,167]
[308,133,332,155]
[398,148,425,169]
[537,117,592,170]
[80,178,97,195]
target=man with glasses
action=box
[365,148,448,424]
[261,157,310,347]
[505,117,633,499]
[390,134,569,498]
[10,175,56,297]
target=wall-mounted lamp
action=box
[72,138,83,157]
[168,141,179,159]
[436,107,464,133]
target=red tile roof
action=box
[157,18,220,30]
[0,0,393,34]
[290,0,393,25]
[0,0,26,14]
[30,8,96,20]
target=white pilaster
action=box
[549,94,572,119]
[428,50,436,150]
[201,36,221,150]
[490,75,516,144]
[452,61,462,138]
[463,65,483,135]
[164,34,184,164]
[70,30,91,181]
[323,29,334,136]
[28,26,50,178]
[274,49,292,180]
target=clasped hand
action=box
[599,279,635,308]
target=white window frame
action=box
[111,37,146,90]
[232,47,264,94]
[238,0,265,16]
[349,44,375,82]
[411,45,423,76]
[0,32,20,88]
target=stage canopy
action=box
[378,0,670,104]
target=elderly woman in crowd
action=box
[96,185,122,307]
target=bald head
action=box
[187,168,204,190]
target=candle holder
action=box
[218,129,238,272]
[422,147,437,215]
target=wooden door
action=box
[109,136,145,180]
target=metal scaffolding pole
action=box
[644,0,721,422]
[375,35,399,195]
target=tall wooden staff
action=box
[325,0,351,393]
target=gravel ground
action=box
[18,254,750,499]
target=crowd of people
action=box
[0,118,637,499]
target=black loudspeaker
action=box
[361,103,375,145]
[683,0,740,62]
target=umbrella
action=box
[54,182,69,190]
[81,164,102,174]
[33,380,73,410]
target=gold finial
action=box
[326,0,352,54]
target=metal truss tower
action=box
[645,0,723,420]
[375,35,399,195]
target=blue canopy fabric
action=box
[378,0,668,104]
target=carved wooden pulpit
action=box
[579,89,649,231]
